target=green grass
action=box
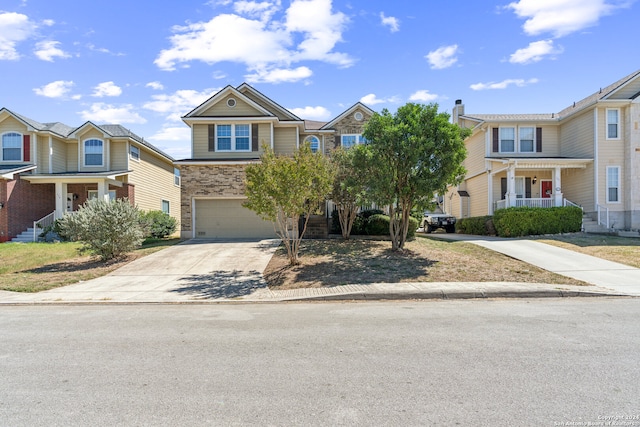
[0,238,181,293]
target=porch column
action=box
[54,182,67,219]
[506,163,517,207]
[97,180,109,202]
[553,166,563,207]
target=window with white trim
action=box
[216,124,251,151]
[84,139,104,166]
[341,134,367,149]
[88,190,116,201]
[519,127,534,153]
[606,109,619,139]
[130,145,140,161]
[606,166,620,203]
[174,167,180,186]
[304,135,320,153]
[162,200,170,214]
[499,127,515,153]
[1,132,22,161]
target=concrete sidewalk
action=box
[0,235,637,305]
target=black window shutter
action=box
[501,178,507,199]
[525,178,531,198]
[536,127,542,152]
[208,125,215,152]
[492,128,499,152]
[252,124,259,151]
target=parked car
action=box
[421,213,456,233]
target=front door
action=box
[541,180,552,198]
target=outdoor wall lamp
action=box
[532,176,537,184]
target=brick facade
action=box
[66,183,135,211]
[178,164,248,234]
[0,175,55,242]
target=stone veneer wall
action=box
[179,164,248,235]
[329,111,371,151]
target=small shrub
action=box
[366,214,389,235]
[457,216,494,235]
[57,198,144,261]
[140,210,178,239]
[493,206,582,237]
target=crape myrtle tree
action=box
[243,143,334,265]
[330,145,371,239]
[361,103,470,251]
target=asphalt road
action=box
[1,299,639,426]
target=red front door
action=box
[541,181,552,198]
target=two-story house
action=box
[0,108,180,242]
[445,69,640,231]
[176,83,373,239]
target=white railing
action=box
[33,211,56,242]
[596,204,609,229]
[514,198,554,208]
[495,199,507,210]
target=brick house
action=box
[0,108,180,242]
[444,69,640,231]
[175,83,373,239]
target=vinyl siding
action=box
[241,91,292,121]
[560,110,594,158]
[77,129,108,172]
[36,135,48,173]
[464,132,486,177]
[201,95,264,117]
[488,124,559,157]
[465,174,488,217]
[597,106,626,213]
[562,166,594,211]
[273,127,298,155]
[51,138,67,173]
[192,123,270,159]
[129,149,181,223]
[110,140,128,170]
[66,142,78,172]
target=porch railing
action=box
[495,198,582,211]
[596,204,609,229]
[33,211,56,242]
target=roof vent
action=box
[227,98,237,108]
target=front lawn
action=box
[263,236,588,289]
[534,233,640,268]
[0,239,181,293]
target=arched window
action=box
[304,135,320,153]
[2,132,22,161]
[84,139,104,166]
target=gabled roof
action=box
[321,102,375,130]
[1,164,37,180]
[236,83,302,121]
[182,85,275,118]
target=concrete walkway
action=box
[0,235,637,305]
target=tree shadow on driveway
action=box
[171,270,266,299]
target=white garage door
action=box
[194,199,276,239]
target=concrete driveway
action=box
[5,239,280,303]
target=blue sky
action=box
[1,0,638,159]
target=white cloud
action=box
[506,0,626,38]
[288,106,331,120]
[425,44,459,70]
[79,103,147,124]
[146,81,165,90]
[360,93,400,105]
[34,40,70,62]
[408,90,439,103]
[470,78,539,91]
[0,12,37,60]
[245,66,312,83]
[509,39,563,64]
[92,81,122,97]
[155,0,353,79]
[148,126,191,142]
[380,12,399,32]
[33,80,74,98]
[143,88,215,121]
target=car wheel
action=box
[445,225,455,233]
[425,224,433,233]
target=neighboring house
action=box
[0,108,180,242]
[176,83,373,239]
[445,69,640,231]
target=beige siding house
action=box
[176,83,373,239]
[445,69,640,231]
[0,108,180,242]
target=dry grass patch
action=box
[534,234,640,268]
[263,237,587,289]
[0,239,181,293]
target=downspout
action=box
[594,108,599,211]
[48,136,53,174]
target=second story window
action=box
[1,132,22,161]
[216,124,251,151]
[499,128,515,153]
[130,145,140,161]
[174,167,180,186]
[341,134,367,149]
[607,109,619,139]
[84,139,104,166]
[519,127,534,153]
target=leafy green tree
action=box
[362,103,470,251]
[244,143,334,265]
[330,145,371,239]
[57,198,145,261]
